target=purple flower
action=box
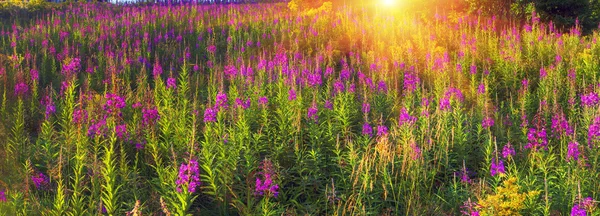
[166,77,176,89]
[207,45,217,55]
[567,141,581,162]
[30,69,39,81]
[115,124,127,139]
[502,143,515,158]
[41,95,56,120]
[324,100,333,110]
[403,72,420,93]
[255,159,279,197]
[288,89,297,101]
[61,58,81,77]
[581,92,599,107]
[571,200,588,216]
[410,142,422,160]
[362,103,371,114]
[551,112,574,136]
[399,108,417,127]
[470,64,477,75]
[482,116,495,129]
[103,94,126,114]
[235,98,251,110]
[0,189,5,202]
[525,127,548,151]
[522,79,529,89]
[461,199,480,216]
[307,72,322,87]
[307,103,318,123]
[14,82,28,97]
[153,61,163,78]
[31,172,48,189]
[333,80,345,94]
[203,106,217,123]
[224,65,237,80]
[457,167,471,184]
[377,125,389,137]
[176,159,201,193]
[72,109,88,124]
[477,83,485,95]
[440,87,464,111]
[540,67,547,79]
[439,97,451,111]
[588,117,600,147]
[215,92,229,110]
[142,107,160,126]
[258,96,268,106]
[87,118,107,138]
[193,64,200,72]
[490,158,505,177]
[377,80,388,93]
[362,122,373,137]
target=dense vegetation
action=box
[0,1,599,215]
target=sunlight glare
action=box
[381,0,397,6]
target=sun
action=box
[381,0,397,6]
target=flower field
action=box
[0,1,599,215]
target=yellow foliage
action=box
[478,177,540,216]
[288,0,299,11]
[302,1,332,16]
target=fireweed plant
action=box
[0,1,598,215]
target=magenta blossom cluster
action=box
[398,108,417,127]
[581,92,599,107]
[288,89,297,101]
[31,171,48,189]
[477,83,485,95]
[142,107,160,126]
[14,82,28,97]
[258,96,268,106]
[72,109,88,124]
[166,77,177,89]
[176,159,201,193]
[88,118,107,138]
[481,116,495,129]
[377,125,389,137]
[103,93,126,114]
[255,159,279,197]
[235,98,251,110]
[571,197,595,216]
[403,72,420,93]
[204,106,217,123]
[525,127,548,151]
[460,199,480,216]
[0,189,5,202]
[307,103,318,123]
[440,87,464,111]
[115,124,127,140]
[61,57,81,77]
[588,117,600,147]
[490,158,505,177]
[215,92,229,110]
[551,112,574,137]
[567,141,581,162]
[40,95,56,120]
[502,143,515,158]
[362,122,373,137]
[362,103,370,114]
[153,61,163,78]
[30,69,39,81]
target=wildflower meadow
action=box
[0,0,598,215]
